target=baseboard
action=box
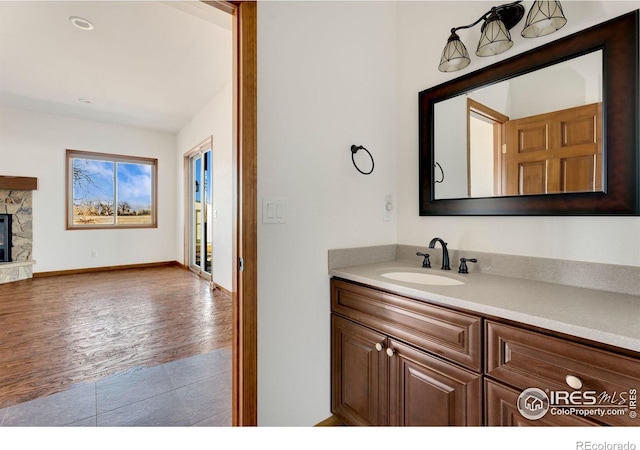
[314,415,344,426]
[212,283,232,296]
[33,261,184,278]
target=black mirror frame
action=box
[419,10,639,216]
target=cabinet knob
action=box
[386,348,395,357]
[565,374,583,390]
[375,342,384,352]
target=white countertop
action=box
[329,259,640,353]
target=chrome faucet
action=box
[429,237,450,270]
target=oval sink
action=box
[381,271,464,286]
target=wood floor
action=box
[0,266,231,409]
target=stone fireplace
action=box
[0,176,37,284]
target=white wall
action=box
[507,51,600,119]
[434,94,467,198]
[257,1,398,425]
[397,1,640,266]
[469,117,494,198]
[176,81,233,291]
[0,106,177,272]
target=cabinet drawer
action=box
[331,279,482,372]
[485,379,597,426]
[486,321,640,426]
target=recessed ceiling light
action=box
[69,16,94,31]
[78,98,92,104]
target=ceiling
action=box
[0,1,232,133]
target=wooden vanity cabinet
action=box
[331,277,640,427]
[331,279,483,426]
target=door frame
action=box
[204,0,258,426]
[467,99,509,197]
[184,136,214,281]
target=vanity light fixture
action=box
[69,16,94,31]
[438,0,567,72]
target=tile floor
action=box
[0,348,231,427]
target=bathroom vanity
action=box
[329,249,640,427]
[327,5,640,430]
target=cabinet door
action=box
[331,314,388,426]
[388,339,482,426]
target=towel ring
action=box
[434,161,444,183]
[351,145,375,175]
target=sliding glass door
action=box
[189,146,213,275]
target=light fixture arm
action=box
[450,10,493,35]
[449,1,524,35]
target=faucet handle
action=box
[458,258,477,274]
[416,252,431,268]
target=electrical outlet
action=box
[91,250,98,258]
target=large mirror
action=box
[419,10,638,215]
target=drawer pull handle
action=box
[386,348,395,357]
[375,342,384,352]
[566,375,583,390]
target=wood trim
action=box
[467,99,509,198]
[183,151,191,267]
[232,0,258,427]
[33,261,183,278]
[203,0,236,15]
[200,0,257,427]
[314,415,345,427]
[0,176,37,191]
[212,282,232,297]
[467,98,509,124]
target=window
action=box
[66,149,158,229]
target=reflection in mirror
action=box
[434,50,602,200]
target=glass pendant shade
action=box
[521,0,567,38]
[438,32,471,72]
[476,14,513,56]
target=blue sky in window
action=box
[73,159,152,210]
[117,163,152,209]
[193,152,212,204]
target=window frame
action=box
[66,149,158,230]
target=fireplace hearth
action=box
[0,178,36,283]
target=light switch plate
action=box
[384,194,393,222]
[262,197,286,224]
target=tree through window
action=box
[66,149,158,229]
